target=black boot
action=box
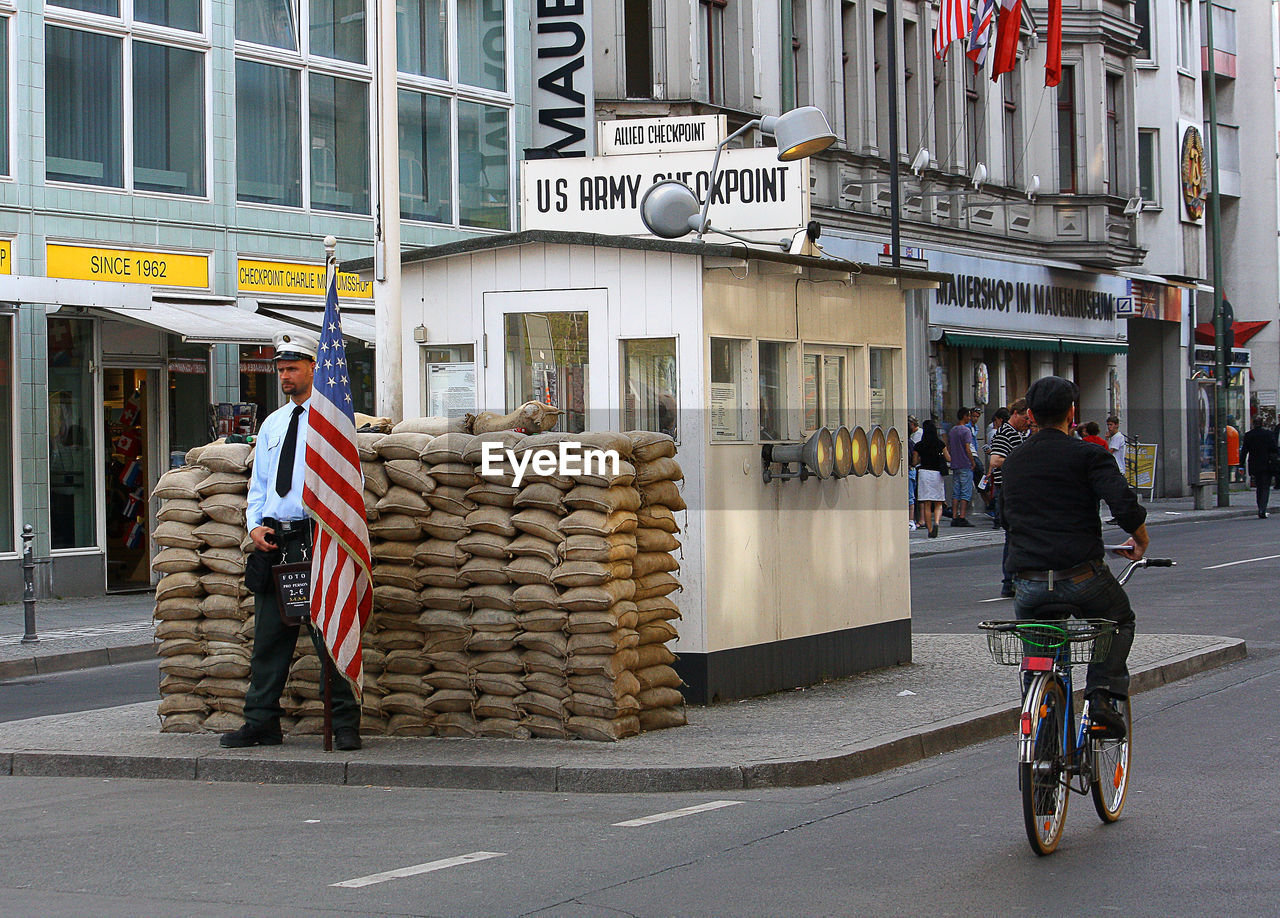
[220,722,283,748]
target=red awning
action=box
[1194,320,1269,346]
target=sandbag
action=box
[465,505,517,537]
[200,547,246,576]
[153,467,210,500]
[156,498,205,525]
[393,416,468,436]
[635,528,681,553]
[639,479,687,511]
[507,533,560,564]
[377,485,430,516]
[385,459,436,494]
[195,472,249,497]
[420,510,468,541]
[559,509,638,537]
[153,547,202,574]
[361,461,390,497]
[421,432,475,464]
[153,521,203,550]
[425,486,476,516]
[198,442,253,473]
[368,514,422,541]
[194,521,244,549]
[201,493,248,526]
[563,485,641,514]
[376,432,434,460]
[428,462,479,488]
[639,707,688,731]
[568,714,639,742]
[356,432,386,461]
[626,431,677,462]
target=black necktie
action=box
[276,405,304,497]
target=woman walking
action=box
[912,419,951,538]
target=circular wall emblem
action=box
[1181,126,1206,221]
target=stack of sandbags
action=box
[151,441,254,733]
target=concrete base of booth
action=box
[675,618,912,704]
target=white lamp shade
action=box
[768,106,837,162]
[639,179,701,239]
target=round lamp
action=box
[885,427,902,476]
[850,426,870,476]
[832,426,854,478]
[869,426,887,476]
[639,179,701,239]
[762,106,838,162]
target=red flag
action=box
[991,0,1022,81]
[1045,0,1063,87]
[303,265,373,697]
[935,0,972,60]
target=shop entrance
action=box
[103,367,161,592]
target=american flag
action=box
[303,262,373,697]
[934,0,971,60]
[968,0,997,72]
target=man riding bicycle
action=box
[1000,376,1149,738]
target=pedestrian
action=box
[910,415,925,529]
[1239,418,1278,518]
[1082,421,1108,448]
[1106,415,1126,474]
[906,416,920,530]
[946,407,977,527]
[989,398,1031,596]
[220,330,363,751]
[1002,376,1149,739]
[968,407,986,512]
[913,419,951,538]
[982,407,1010,518]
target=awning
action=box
[52,300,302,345]
[1193,320,1269,347]
[253,303,376,345]
[941,331,1128,355]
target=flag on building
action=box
[934,0,972,60]
[303,263,373,697]
[1045,0,1064,87]
[991,0,1023,81]
[968,0,998,72]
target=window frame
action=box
[757,339,797,444]
[1003,67,1021,188]
[1133,0,1153,63]
[1177,0,1194,74]
[1137,128,1159,206]
[43,1,212,200]
[1055,64,1078,194]
[699,0,728,107]
[1105,71,1122,196]
[963,62,985,172]
[0,12,12,181]
[709,335,749,443]
[620,335,679,443]
[802,344,852,434]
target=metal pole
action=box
[886,0,902,267]
[373,0,403,421]
[1205,0,1228,506]
[21,525,38,643]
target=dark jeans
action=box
[1013,561,1135,697]
[243,530,360,732]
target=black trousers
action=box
[1254,474,1271,513]
[242,532,360,732]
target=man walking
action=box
[1240,418,1278,518]
[990,398,1030,595]
[220,330,363,751]
[947,407,977,527]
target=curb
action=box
[0,638,1247,793]
[0,642,156,681]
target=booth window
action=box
[422,344,476,418]
[0,315,12,552]
[758,341,793,442]
[504,312,587,433]
[167,337,211,464]
[710,337,745,441]
[622,338,677,439]
[803,348,846,431]
[869,346,896,429]
[47,318,97,551]
[239,344,280,429]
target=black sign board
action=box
[273,562,312,626]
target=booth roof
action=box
[341,230,947,288]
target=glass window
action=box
[309,74,370,214]
[1177,0,1193,71]
[1003,69,1020,187]
[136,0,202,32]
[134,43,206,196]
[1105,74,1121,195]
[1056,66,1077,193]
[1138,129,1158,204]
[700,0,727,105]
[622,338,678,439]
[46,27,124,188]
[503,312,588,433]
[399,89,452,222]
[1134,0,1151,60]
[0,316,12,552]
[238,344,279,429]
[422,344,476,417]
[964,63,984,169]
[869,347,896,429]
[310,0,366,63]
[758,341,792,441]
[710,337,744,441]
[347,340,375,415]
[458,100,509,229]
[49,0,120,17]
[236,60,302,206]
[0,19,8,177]
[167,337,210,462]
[804,350,845,431]
[624,0,651,98]
[398,0,447,79]
[47,318,97,551]
[457,0,505,91]
[236,0,298,49]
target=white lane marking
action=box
[332,852,506,888]
[613,800,744,827]
[1203,553,1280,570]
[979,597,1012,603]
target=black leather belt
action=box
[263,517,311,542]
[1016,559,1102,586]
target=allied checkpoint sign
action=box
[521,147,810,237]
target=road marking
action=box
[332,852,506,888]
[979,597,1012,603]
[1203,553,1280,570]
[613,800,744,827]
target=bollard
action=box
[21,525,38,644]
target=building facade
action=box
[0,0,530,599]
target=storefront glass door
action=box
[104,367,160,591]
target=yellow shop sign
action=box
[46,244,209,288]
[237,259,373,299]
[0,240,11,275]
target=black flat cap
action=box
[1025,375,1079,417]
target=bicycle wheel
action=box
[1091,696,1132,823]
[1021,676,1069,855]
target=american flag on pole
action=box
[968,0,998,72]
[934,0,972,60]
[303,261,373,697]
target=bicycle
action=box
[979,557,1176,855]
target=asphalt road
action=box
[0,643,1273,916]
[0,658,159,724]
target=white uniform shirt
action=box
[247,397,311,531]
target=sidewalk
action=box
[0,632,1245,792]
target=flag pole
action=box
[320,234,338,753]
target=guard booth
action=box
[358,230,941,702]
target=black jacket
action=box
[1002,428,1147,571]
[1240,427,1278,478]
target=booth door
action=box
[482,289,609,432]
[103,367,162,591]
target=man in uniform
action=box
[220,331,362,751]
[1002,377,1148,738]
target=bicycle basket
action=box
[979,620,1114,666]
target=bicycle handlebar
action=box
[1116,557,1176,585]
